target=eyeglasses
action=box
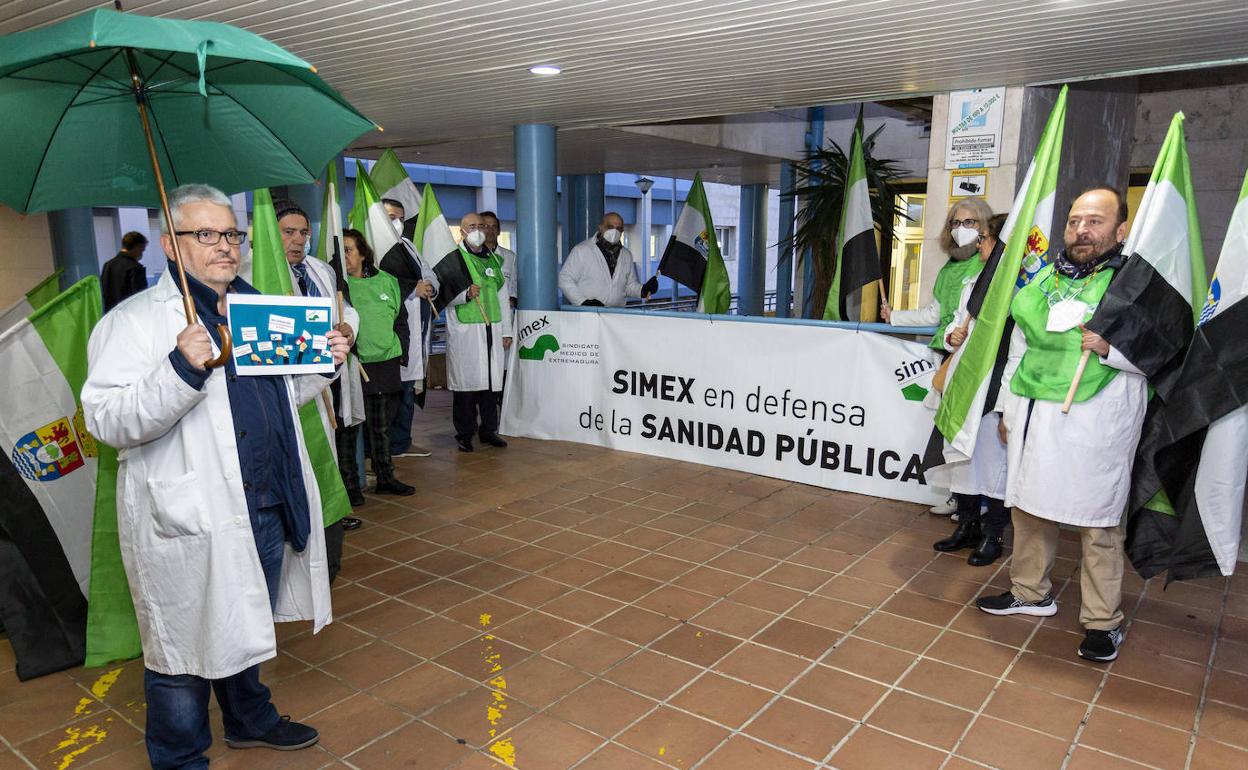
[461,224,487,232]
[175,229,247,246]
[948,218,980,228]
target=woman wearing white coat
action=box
[931,214,1011,566]
[81,185,349,768]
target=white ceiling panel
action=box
[3,0,1247,174]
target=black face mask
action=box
[1054,241,1126,279]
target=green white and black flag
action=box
[370,149,422,241]
[1127,168,1248,580]
[1085,112,1207,381]
[823,109,881,321]
[348,159,413,281]
[928,86,1067,466]
[658,172,730,314]
[0,277,111,678]
[419,183,476,312]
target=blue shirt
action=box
[166,263,312,552]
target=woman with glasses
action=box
[881,197,994,516]
[931,213,1012,565]
[335,229,416,498]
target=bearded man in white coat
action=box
[81,184,350,768]
[442,213,513,452]
[976,188,1141,664]
[559,212,657,307]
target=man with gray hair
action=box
[82,184,351,768]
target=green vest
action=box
[929,257,984,350]
[345,271,403,363]
[454,247,506,324]
[1009,263,1118,403]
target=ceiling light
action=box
[529,65,561,76]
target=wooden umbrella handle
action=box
[1061,350,1093,414]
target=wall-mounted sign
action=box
[945,87,1005,169]
[949,169,989,201]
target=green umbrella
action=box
[0,7,378,364]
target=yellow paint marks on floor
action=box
[480,614,516,764]
[89,668,123,699]
[489,737,516,767]
[72,697,94,716]
[659,746,667,756]
[50,716,111,769]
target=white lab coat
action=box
[395,238,440,385]
[291,256,363,429]
[497,245,518,373]
[941,276,1008,499]
[81,271,334,680]
[997,326,1147,527]
[446,255,514,392]
[889,298,941,327]
[558,237,643,307]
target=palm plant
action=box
[783,122,911,318]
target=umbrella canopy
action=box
[0,8,377,214]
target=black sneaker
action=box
[225,715,318,751]
[479,433,508,448]
[374,478,415,496]
[975,591,1057,617]
[1078,627,1124,662]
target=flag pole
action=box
[1062,350,1092,414]
[124,47,231,370]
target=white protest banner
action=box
[501,311,945,504]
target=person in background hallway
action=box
[274,200,361,578]
[101,230,149,311]
[933,213,1010,566]
[81,184,349,768]
[341,228,416,496]
[441,213,512,452]
[883,196,993,517]
[379,197,438,459]
[481,210,516,407]
[977,187,1143,664]
[559,212,657,307]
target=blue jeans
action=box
[388,382,416,455]
[144,507,286,770]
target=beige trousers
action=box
[1009,508,1125,630]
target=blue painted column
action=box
[562,173,604,257]
[801,106,825,318]
[736,183,768,316]
[515,124,558,311]
[48,207,99,292]
[775,162,797,318]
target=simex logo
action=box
[895,357,935,402]
[519,334,560,361]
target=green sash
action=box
[455,247,505,324]
[1010,264,1118,403]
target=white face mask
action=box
[951,226,980,248]
[601,228,622,245]
[464,230,486,249]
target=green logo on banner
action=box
[519,334,560,361]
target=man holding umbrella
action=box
[82,184,351,768]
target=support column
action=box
[800,106,825,318]
[515,124,558,311]
[775,162,797,318]
[48,207,98,292]
[563,173,604,258]
[477,171,499,214]
[736,183,768,316]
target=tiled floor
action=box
[3,389,1248,769]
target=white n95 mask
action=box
[951,226,980,247]
[465,230,486,249]
[602,228,622,245]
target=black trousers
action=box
[364,393,400,483]
[453,390,499,442]
[335,425,360,493]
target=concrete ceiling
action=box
[3,0,1248,181]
